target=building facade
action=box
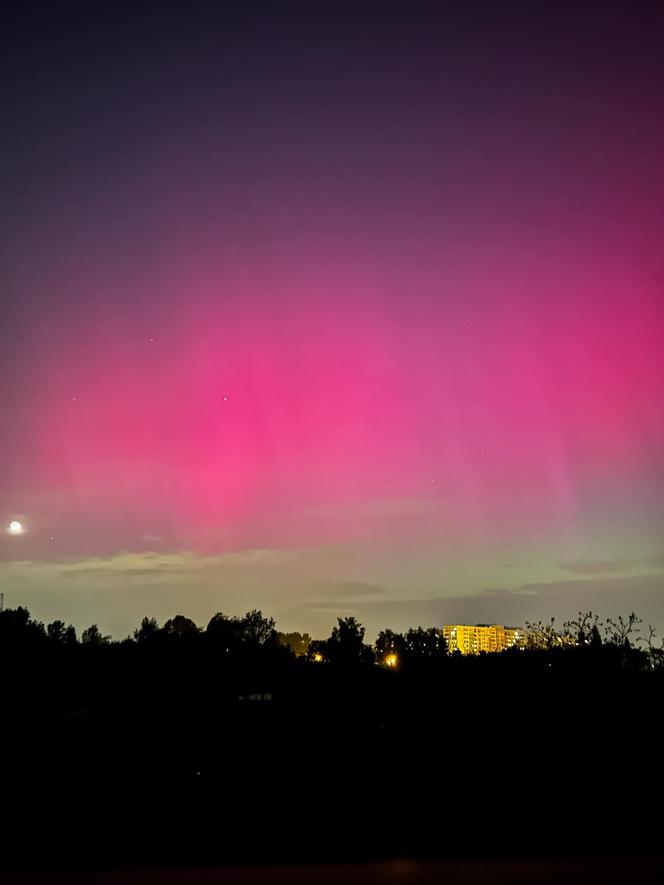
[442,624,525,654]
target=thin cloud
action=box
[341,574,664,637]
[3,549,663,642]
[558,559,627,575]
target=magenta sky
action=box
[2,2,663,638]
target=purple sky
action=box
[2,1,663,638]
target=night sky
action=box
[2,1,663,639]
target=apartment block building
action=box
[442,624,525,654]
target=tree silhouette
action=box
[375,629,406,666]
[525,617,574,650]
[45,619,77,644]
[605,612,642,648]
[0,599,661,866]
[81,624,110,645]
[404,626,447,661]
[206,610,279,653]
[206,612,241,650]
[277,631,312,656]
[307,638,328,663]
[134,616,160,642]
[640,626,664,670]
[325,617,374,666]
[63,625,77,644]
[162,615,200,639]
[237,609,277,646]
[0,606,46,647]
[565,611,604,648]
[46,620,67,643]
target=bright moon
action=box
[7,520,24,535]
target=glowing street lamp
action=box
[7,520,24,535]
[384,653,398,668]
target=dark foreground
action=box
[2,613,662,872]
[2,859,664,885]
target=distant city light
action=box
[442,624,526,654]
[7,520,24,535]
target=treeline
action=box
[1,604,663,670]
[1,602,663,869]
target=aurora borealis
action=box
[2,1,663,638]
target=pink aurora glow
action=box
[5,236,662,560]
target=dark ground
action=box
[2,858,664,884]
[1,632,662,874]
